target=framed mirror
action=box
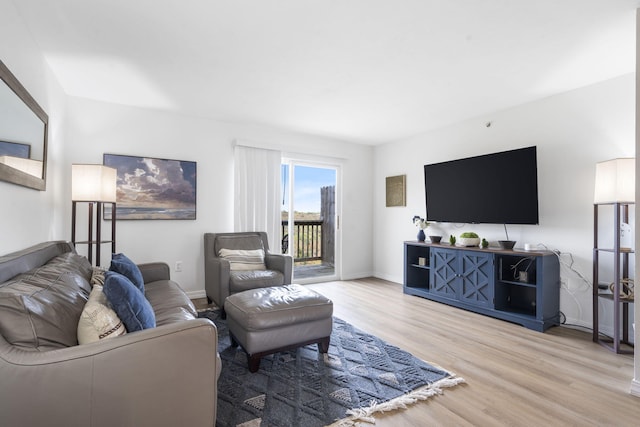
[0,60,48,191]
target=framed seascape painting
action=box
[103,153,197,220]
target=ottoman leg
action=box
[248,355,261,373]
[318,337,330,353]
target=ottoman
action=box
[224,284,333,372]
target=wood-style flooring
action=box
[198,278,640,426]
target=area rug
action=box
[199,309,464,427]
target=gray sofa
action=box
[204,232,292,310]
[0,241,219,427]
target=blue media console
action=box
[404,241,560,332]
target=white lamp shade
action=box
[71,164,117,202]
[594,158,635,204]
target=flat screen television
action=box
[424,146,539,225]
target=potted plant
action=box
[459,232,480,247]
[412,216,429,242]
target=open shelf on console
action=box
[404,242,430,291]
[494,282,537,317]
[498,254,537,286]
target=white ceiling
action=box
[11,0,639,145]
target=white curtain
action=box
[234,145,282,252]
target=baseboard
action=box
[341,271,374,281]
[186,290,206,300]
[630,379,640,397]
[373,271,401,283]
[562,317,591,330]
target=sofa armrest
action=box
[138,262,170,283]
[265,253,293,284]
[0,319,218,427]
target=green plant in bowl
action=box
[460,232,479,238]
[459,232,480,247]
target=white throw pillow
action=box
[90,267,106,287]
[218,248,266,271]
[77,284,127,344]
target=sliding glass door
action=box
[281,160,339,282]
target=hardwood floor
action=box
[302,278,639,427]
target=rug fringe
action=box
[326,375,465,427]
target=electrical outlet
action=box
[175,261,183,272]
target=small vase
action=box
[417,229,426,242]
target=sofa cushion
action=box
[219,248,266,271]
[0,252,92,350]
[103,271,156,332]
[77,284,127,344]
[144,280,197,326]
[229,270,284,292]
[109,253,144,293]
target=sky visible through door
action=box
[281,164,336,215]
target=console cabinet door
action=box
[430,248,459,298]
[431,248,494,308]
[459,251,494,308]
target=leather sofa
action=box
[204,232,292,310]
[0,241,219,427]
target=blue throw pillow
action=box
[110,253,145,293]
[103,271,156,332]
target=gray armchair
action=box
[204,232,293,310]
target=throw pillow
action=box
[77,284,127,344]
[103,271,156,332]
[90,267,107,287]
[218,248,266,271]
[109,253,145,293]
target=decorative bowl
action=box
[429,235,442,243]
[458,237,480,247]
[498,240,516,250]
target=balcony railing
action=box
[281,220,323,263]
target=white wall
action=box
[0,0,67,254]
[373,74,635,331]
[62,97,374,297]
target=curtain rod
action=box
[232,139,347,162]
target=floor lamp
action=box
[593,157,635,353]
[71,164,117,267]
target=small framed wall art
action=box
[385,174,406,207]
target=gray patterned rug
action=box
[199,310,464,427]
